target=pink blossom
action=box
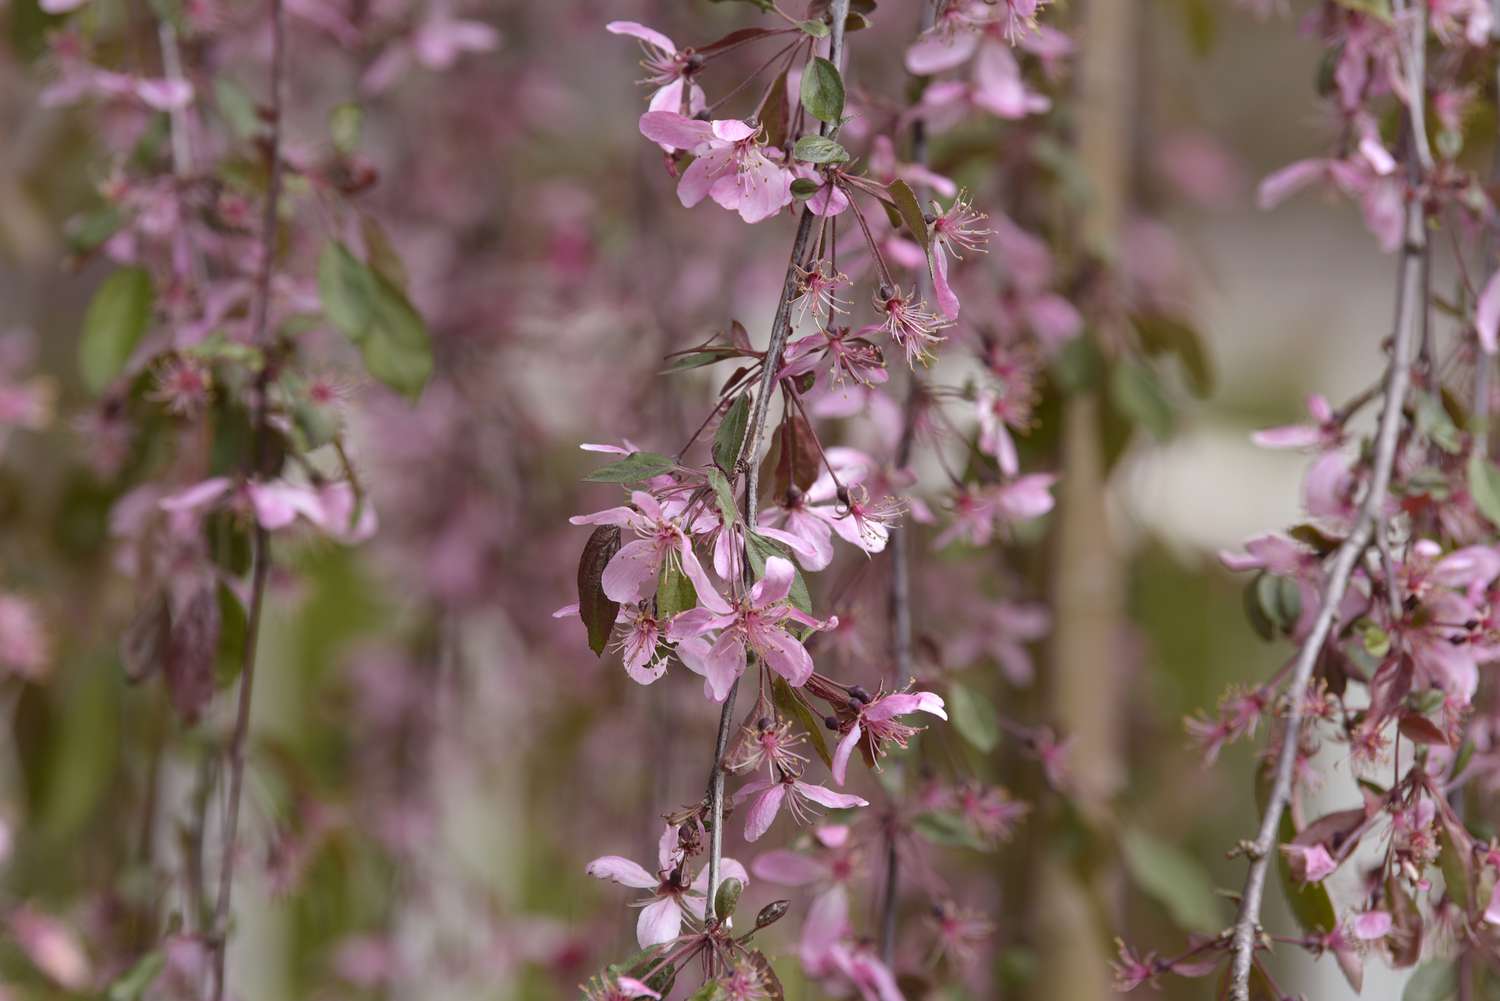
[1251,394,1341,450]
[1351,910,1392,940]
[607,21,706,118]
[9,907,90,990]
[670,557,831,698]
[1281,843,1338,883]
[0,593,49,681]
[637,113,793,224]
[926,191,991,319]
[362,10,499,93]
[585,824,749,947]
[735,774,867,841]
[1476,266,1500,355]
[832,688,948,784]
[570,490,729,612]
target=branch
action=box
[704,0,852,921]
[878,0,940,965]
[1226,10,1426,997]
[209,0,285,995]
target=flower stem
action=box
[209,0,285,995]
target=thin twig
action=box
[209,0,286,996]
[879,0,939,965]
[1226,10,1427,994]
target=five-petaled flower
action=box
[671,557,833,699]
[831,686,948,784]
[586,824,749,947]
[638,112,794,223]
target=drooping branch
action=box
[878,0,940,965]
[1225,7,1428,997]
[703,0,853,917]
[208,0,286,995]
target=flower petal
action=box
[585,855,657,889]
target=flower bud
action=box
[714,877,743,922]
[755,900,790,929]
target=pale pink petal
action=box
[1353,910,1392,940]
[678,541,733,613]
[744,784,787,842]
[601,539,663,604]
[752,850,828,885]
[1251,424,1324,449]
[750,556,796,607]
[794,781,868,810]
[930,245,960,320]
[606,20,676,54]
[756,626,814,686]
[831,722,861,785]
[1257,159,1328,210]
[638,111,714,153]
[636,896,682,947]
[1477,267,1500,355]
[159,477,233,513]
[586,855,658,889]
[905,30,979,75]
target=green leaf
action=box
[656,560,698,619]
[1251,573,1301,638]
[912,811,986,850]
[1109,360,1175,440]
[661,348,740,374]
[1331,0,1391,18]
[1132,313,1214,398]
[799,56,845,124]
[80,267,154,393]
[745,532,811,613]
[108,951,166,1001]
[577,526,621,657]
[792,135,850,164]
[706,0,773,9]
[946,681,999,753]
[706,469,740,526]
[1403,961,1456,1001]
[888,179,929,249]
[1121,827,1222,933]
[714,877,744,921]
[317,242,432,398]
[772,676,832,766]
[214,78,259,139]
[360,216,409,291]
[758,67,792,150]
[1468,451,1500,528]
[798,18,829,36]
[790,178,821,199]
[65,205,124,254]
[329,102,363,155]
[583,451,676,483]
[714,394,752,471]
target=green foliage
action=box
[583,451,676,483]
[80,266,154,392]
[792,136,850,164]
[1121,826,1222,933]
[317,241,432,398]
[799,57,845,124]
[946,680,999,753]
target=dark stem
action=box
[209,0,285,995]
[879,0,939,965]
